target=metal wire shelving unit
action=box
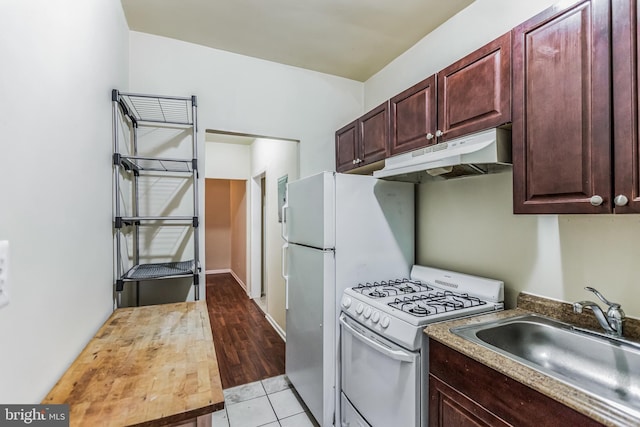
[112,90,200,307]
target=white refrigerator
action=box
[281,171,414,426]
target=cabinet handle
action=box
[426,133,434,140]
[614,195,629,207]
[435,130,444,138]
[590,195,604,206]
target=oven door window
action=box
[340,314,420,427]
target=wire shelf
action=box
[118,92,195,125]
[120,155,195,173]
[122,260,196,281]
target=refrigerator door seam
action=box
[290,242,336,252]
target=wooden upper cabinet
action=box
[512,0,612,214]
[389,75,437,156]
[359,101,389,166]
[335,102,389,173]
[437,32,511,141]
[389,32,512,157]
[336,120,358,173]
[612,0,640,213]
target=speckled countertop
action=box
[424,293,640,427]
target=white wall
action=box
[251,139,299,328]
[417,174,640,315]
[365,0,640,317]
[0,0,129,402]
[129,31,363,178]
[205,139,251,180]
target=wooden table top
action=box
[43,301,225,427]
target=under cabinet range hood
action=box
[373,128,512,182]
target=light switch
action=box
[0,240,9,308]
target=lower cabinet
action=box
[430,375,509,427]
[428,340,603,427]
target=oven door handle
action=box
[340,315,414,363]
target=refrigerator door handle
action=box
[282,243,289,309]
[282,243,289,280]
[281,204,289,241]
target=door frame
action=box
[250,170,267,300]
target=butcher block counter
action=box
[43,300,225,427]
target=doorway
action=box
[203,178,248,288]
[204,130,299,336]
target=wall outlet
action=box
[0,241,9,308]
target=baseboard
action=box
[229,270,247,292]
[205,269,230,275]
[265,313,286,342]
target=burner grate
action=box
[388,291,487,317]
[351,279,432,299]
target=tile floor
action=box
[212,375,319,427]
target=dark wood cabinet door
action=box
[359,101,389,166]
[429,340,604,427]
[335,120,358,173]
[429,375,510,427]
[512,0,612,214]
[437,32,512,142]
[612,0,640,213]
[389,75,437,156]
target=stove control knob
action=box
[364,307,372,318]
[380,316,391,328]
[371,311,380,323]
[356,303,364,315]
[342,297,352,308]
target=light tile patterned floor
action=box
[212,375,318,427]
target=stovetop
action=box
[344,279,493,324]
[340,266,504,350]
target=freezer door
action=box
[286,171,335,249]
[285,243,335,426]
[334,174,414,286]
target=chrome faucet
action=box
[573,287,625,337]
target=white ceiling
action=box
[121,0,475,82]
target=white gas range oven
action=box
[339,265,504,427]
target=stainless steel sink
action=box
[451,314,640,418]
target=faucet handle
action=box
[584,286,620,309]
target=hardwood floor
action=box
[205,273,285,389]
